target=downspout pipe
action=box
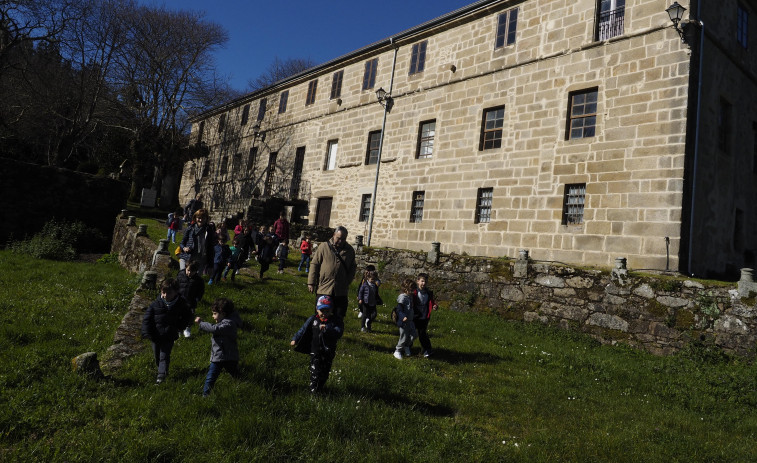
[687,0,704,276]
[366,39,398,247]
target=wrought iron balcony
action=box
[596,6,625,41]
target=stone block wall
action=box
[182,0,694,272]
[357,246,757,356]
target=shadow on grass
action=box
[343,384,456,417]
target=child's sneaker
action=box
[357,311,363,318]
[361,328,367,333]
[393,350,403,360]
[404,347,412,357]
[208,279,214,285]
[183,328,191,338]
[423,350,433,358]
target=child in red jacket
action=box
[298,234,312,272]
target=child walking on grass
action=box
[176,261,205,338]
[298,234,311,272]
[393,278,417,360]
[290,295,344,394]
[141,278,192,383]
[222,236,242,281]
[195,298,242,396]
[358,270,379,333]
[413,272,439,358]
[276,240,289,274]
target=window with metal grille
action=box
[410,191,425,223]
[475,188,493,224]
[305,79,317,105]
[290,147,305,199]
[240,104,250,126]
[738,4,749,49]
[567,89,597,140]
[278,90,289,114]
[596,0,625,41]
[324,140,338,171]
[218,113,226,133]
[363,58,378,90]
[365,130,382,165]
[409,40,427,75]
[331,70,343,99]
[416,120,435,159]
[359,194,372,222]
[480,106,505,150]
[562,183,586,225]
[263,152,277,196]
[257,98,267,121]
[495,8,518,48]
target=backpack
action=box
[391,303,401,326]
[166,212,173,227]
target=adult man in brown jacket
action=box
[307,226,357,319]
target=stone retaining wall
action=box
[101,217,177,374]
[357,247,757,356]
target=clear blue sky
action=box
[140,0,475,92]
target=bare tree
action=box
[111,4,229,206]
[246,57,316,92]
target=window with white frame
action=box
[416,120,436,159]
[324,140,338,171]
[596,0,625,41]
[567,88,598,140]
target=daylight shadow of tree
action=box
[349,340,504,365]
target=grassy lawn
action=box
[2,248,757,462]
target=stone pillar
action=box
[120,209,129,219]
[514,249,529,278]
[127,216,137,226]
[428,242,441,264]
[137,224,148,236]
[141,271,158,289]
[355,235,364,253]
[611,257,629,285]
[156,239,170,255]
[738,268,757,298]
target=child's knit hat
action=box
[316,295,333,312]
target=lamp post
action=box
[366,44,398,247]
[666,1,698,45]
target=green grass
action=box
[2,249,757,462]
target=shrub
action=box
[8,219,108,260]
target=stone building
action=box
[179,0,757,279]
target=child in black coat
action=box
[141,278,193,383]
[176,261,205,338]
[290,295,344,393]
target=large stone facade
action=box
[180,0,757,278]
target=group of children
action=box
[140,274,240,396]
[148,214,439,395]
[289,269,439,393]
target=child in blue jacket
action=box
[393,278,417,359]
[290,295,344,393]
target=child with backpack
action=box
[298,234,312,272]
[393,278,417,360]
[166,209,183,243]
[413,272,439,357]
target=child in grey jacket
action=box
[194,298,242,396]
[393,278,417,359]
